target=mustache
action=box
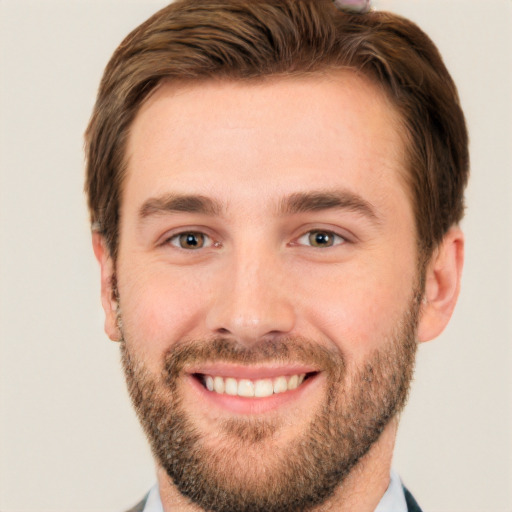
[159,337,345,382]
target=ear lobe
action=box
[92,232,121,341]
[417,227,465,343]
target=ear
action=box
[417,227,464,343]
[92,232,121,341]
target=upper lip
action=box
[187,363,319,380]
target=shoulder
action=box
[403,485,423,512]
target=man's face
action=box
[108,74,423,511]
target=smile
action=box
[200,374,309,398]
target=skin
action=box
[93,72,464,511]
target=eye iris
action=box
[309,231,333,247]
[179,232,204,249]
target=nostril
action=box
[206,294,296,344]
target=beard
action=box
[119,291,421,512]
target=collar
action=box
[375,469,408,512]
[142,484,163,512]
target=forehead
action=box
[123,73,409,217]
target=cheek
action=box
[297,257,418,362]
[116,262,213,363]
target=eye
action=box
[297,230,345,248]
[168,231,212,250]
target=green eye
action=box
[299,230,345,248]
[309,231,334,247]
[171,232,207,249]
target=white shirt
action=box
[142,469,407,512]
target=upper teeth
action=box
[204,374,306,398]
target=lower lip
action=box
[188,373,321,415]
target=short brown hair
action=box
[85,0,469,260]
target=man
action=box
[85,0,468,511]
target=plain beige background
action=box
[0,1,511,511]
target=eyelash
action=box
[164,229,347,250]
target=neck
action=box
[156,418,398,512]
[314,418,398,512]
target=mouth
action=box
[195,372,317,398]
[183,360,323,415]
[184,363,322,415]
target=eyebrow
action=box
[137,189,379,223]
[278,190,380,221]
[139,193,222,219]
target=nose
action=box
[205,245,296,347]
